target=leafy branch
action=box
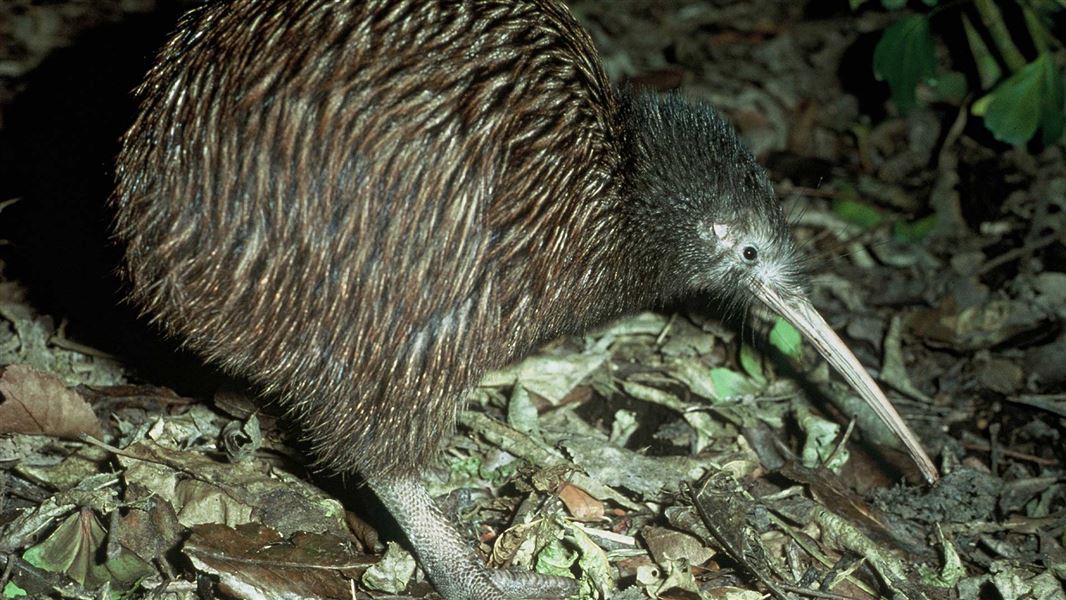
[861,0,1065,146]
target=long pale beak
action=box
[754,284,939,483]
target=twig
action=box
[824,418,856,472]
[977,231,1061,276]
[779,583,871,600]
[961,441,1060,466]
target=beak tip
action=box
[919,457,940,484]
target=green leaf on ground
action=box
[893,214,938,243]
[874,15,937,113]
[796,405,847,471]
[831,196,885,230]
[536,537,579,579]
[739,344,767,384]
[770,319,802,358]
[709,368,758,400]
[23,509,154,592]
[2,582,28,598]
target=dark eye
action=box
[742,246,758,262]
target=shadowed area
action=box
[0,7,225,395]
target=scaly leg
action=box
[367,475,577,600]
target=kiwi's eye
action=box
[742,245,758,262]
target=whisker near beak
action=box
[754,284,939,483]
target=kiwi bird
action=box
[113,0,939,598]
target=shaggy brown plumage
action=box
[116,0,645,478]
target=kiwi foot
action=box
[488,569,578,599]
[367,475,576,600]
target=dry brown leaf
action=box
[184,523,370,599]
[558,483,604,522]
[0,364,103,438]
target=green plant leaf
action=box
[3,582,28,598]
[874,15,937,113]
[562,522,613,594]
[1023,6,1052,55]
[983,53,1065,145]
[1031,0,1066,13]
[962,14,1002,90]
[893,214,938,242]
[832,196,885,230]
[928,71,969,104]
[739,344,767,384]
[1040,59,1066,144]
[536,537,579,579]
[974,0,1027,71]
[796,404,847,471]
[709,368,758,400]
[770,319,802,358]
[881,0,907,8]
